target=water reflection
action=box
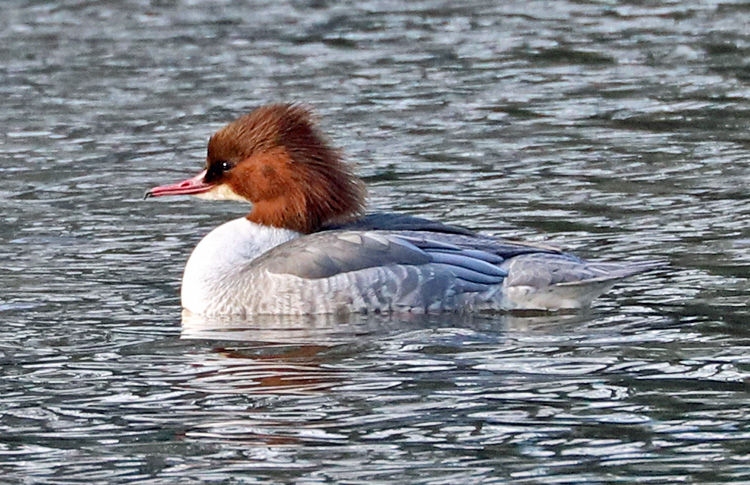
[178,310,604,453]
[179,310,602,401]
[180,308,600,344]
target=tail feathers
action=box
[500,255,665,310]
[556,259,665,287]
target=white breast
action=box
[181,217,301,315]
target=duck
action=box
[146,104,660,316]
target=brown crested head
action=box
[205,104,366,233]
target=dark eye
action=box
[219,161,232,172]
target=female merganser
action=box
[147,104,659,316]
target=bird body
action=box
[147,104,660,316]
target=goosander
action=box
[147,104,660,316]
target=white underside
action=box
[501,283,615,310]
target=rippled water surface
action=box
[3,0,750,482]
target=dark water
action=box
[3,0,750,482]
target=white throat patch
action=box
[195,184,248,202]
